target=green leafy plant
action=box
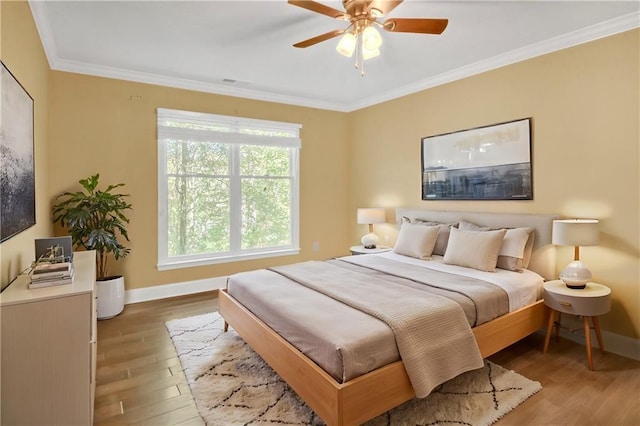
[53,174,132,280]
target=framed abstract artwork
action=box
[421,118,532,201]
[1,61,35,242]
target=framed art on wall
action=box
[1,61,36,242]
[421,118,532,201]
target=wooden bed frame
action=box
[220,290,547,425]
[219,210,558,425]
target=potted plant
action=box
[53,173,132,319]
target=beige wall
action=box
[0,1,52,288]
[348,29,640,340]
[47,72,351,289]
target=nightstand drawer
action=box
[543,290,610,316]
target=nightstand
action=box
[349,245,391,255]
[543,280,611,370]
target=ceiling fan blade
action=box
[288,0,346,19]
[383,18,448,34]
[368,0,403,17]
[293,29,345,48]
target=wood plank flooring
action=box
[94,292,217,425]
[94,291,640,425]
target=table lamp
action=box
[357,208,385,249]
[552,219,599,289]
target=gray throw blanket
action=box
[269,260,484,398]
[338,255,509,326]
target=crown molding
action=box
[349,11,640,111]
[29,0,59,70]
[50,57,351,112]
[29,2,638,113]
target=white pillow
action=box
[393,223,439,260]
[498,227,534,271]
[458,219,490,232]
[412,219,457,256]
[459,220,533,272]
[444,228,506,272]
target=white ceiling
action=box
[30,1,639,112]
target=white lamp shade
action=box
[362,46,380,60]
[362,26,382,51]
[336,33,356,57]
[552,219,599,246]
[357,208,385,225]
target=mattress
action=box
[226,253,544,383]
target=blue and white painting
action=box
[1,62,35,242]
[422,118,532,200]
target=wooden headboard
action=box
[395,208,559,281]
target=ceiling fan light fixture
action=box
[362,25,382,51]
[362,45,380,60]
[336,32,357,57]
[288,0,449,75]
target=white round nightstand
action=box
[349,245,391,255]
[543,280,611,370]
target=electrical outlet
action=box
[384,235,390,243]
[312,241,320,252]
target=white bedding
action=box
[369,251,544,311]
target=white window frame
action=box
[157,108,301,271]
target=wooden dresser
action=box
[1,250,97,425]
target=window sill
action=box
[157,248,301,271]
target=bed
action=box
[219,209,558,425]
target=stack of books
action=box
[29,261,74,289]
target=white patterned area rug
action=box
[166,312,541,426]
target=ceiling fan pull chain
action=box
[354,34,360,71]
[359,35,365,77]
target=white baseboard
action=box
[558,327,640,361]
[124,276,227,305]
[536,318,640,361]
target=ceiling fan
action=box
[288,0,448,74]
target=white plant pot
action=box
[97,276,125,320]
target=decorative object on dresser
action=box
[1,251,97,425]
[34,236,73,262]
[542,280,611,370]
[357,207,385,248]
[29,260,74,289]
[52,173,132,319]
[29,237,75,289]
[421,118,532,201]
[552,219,599,289]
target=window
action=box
[157,108,301,270]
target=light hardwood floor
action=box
[94,291,640,425]
[94,292,217,425]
